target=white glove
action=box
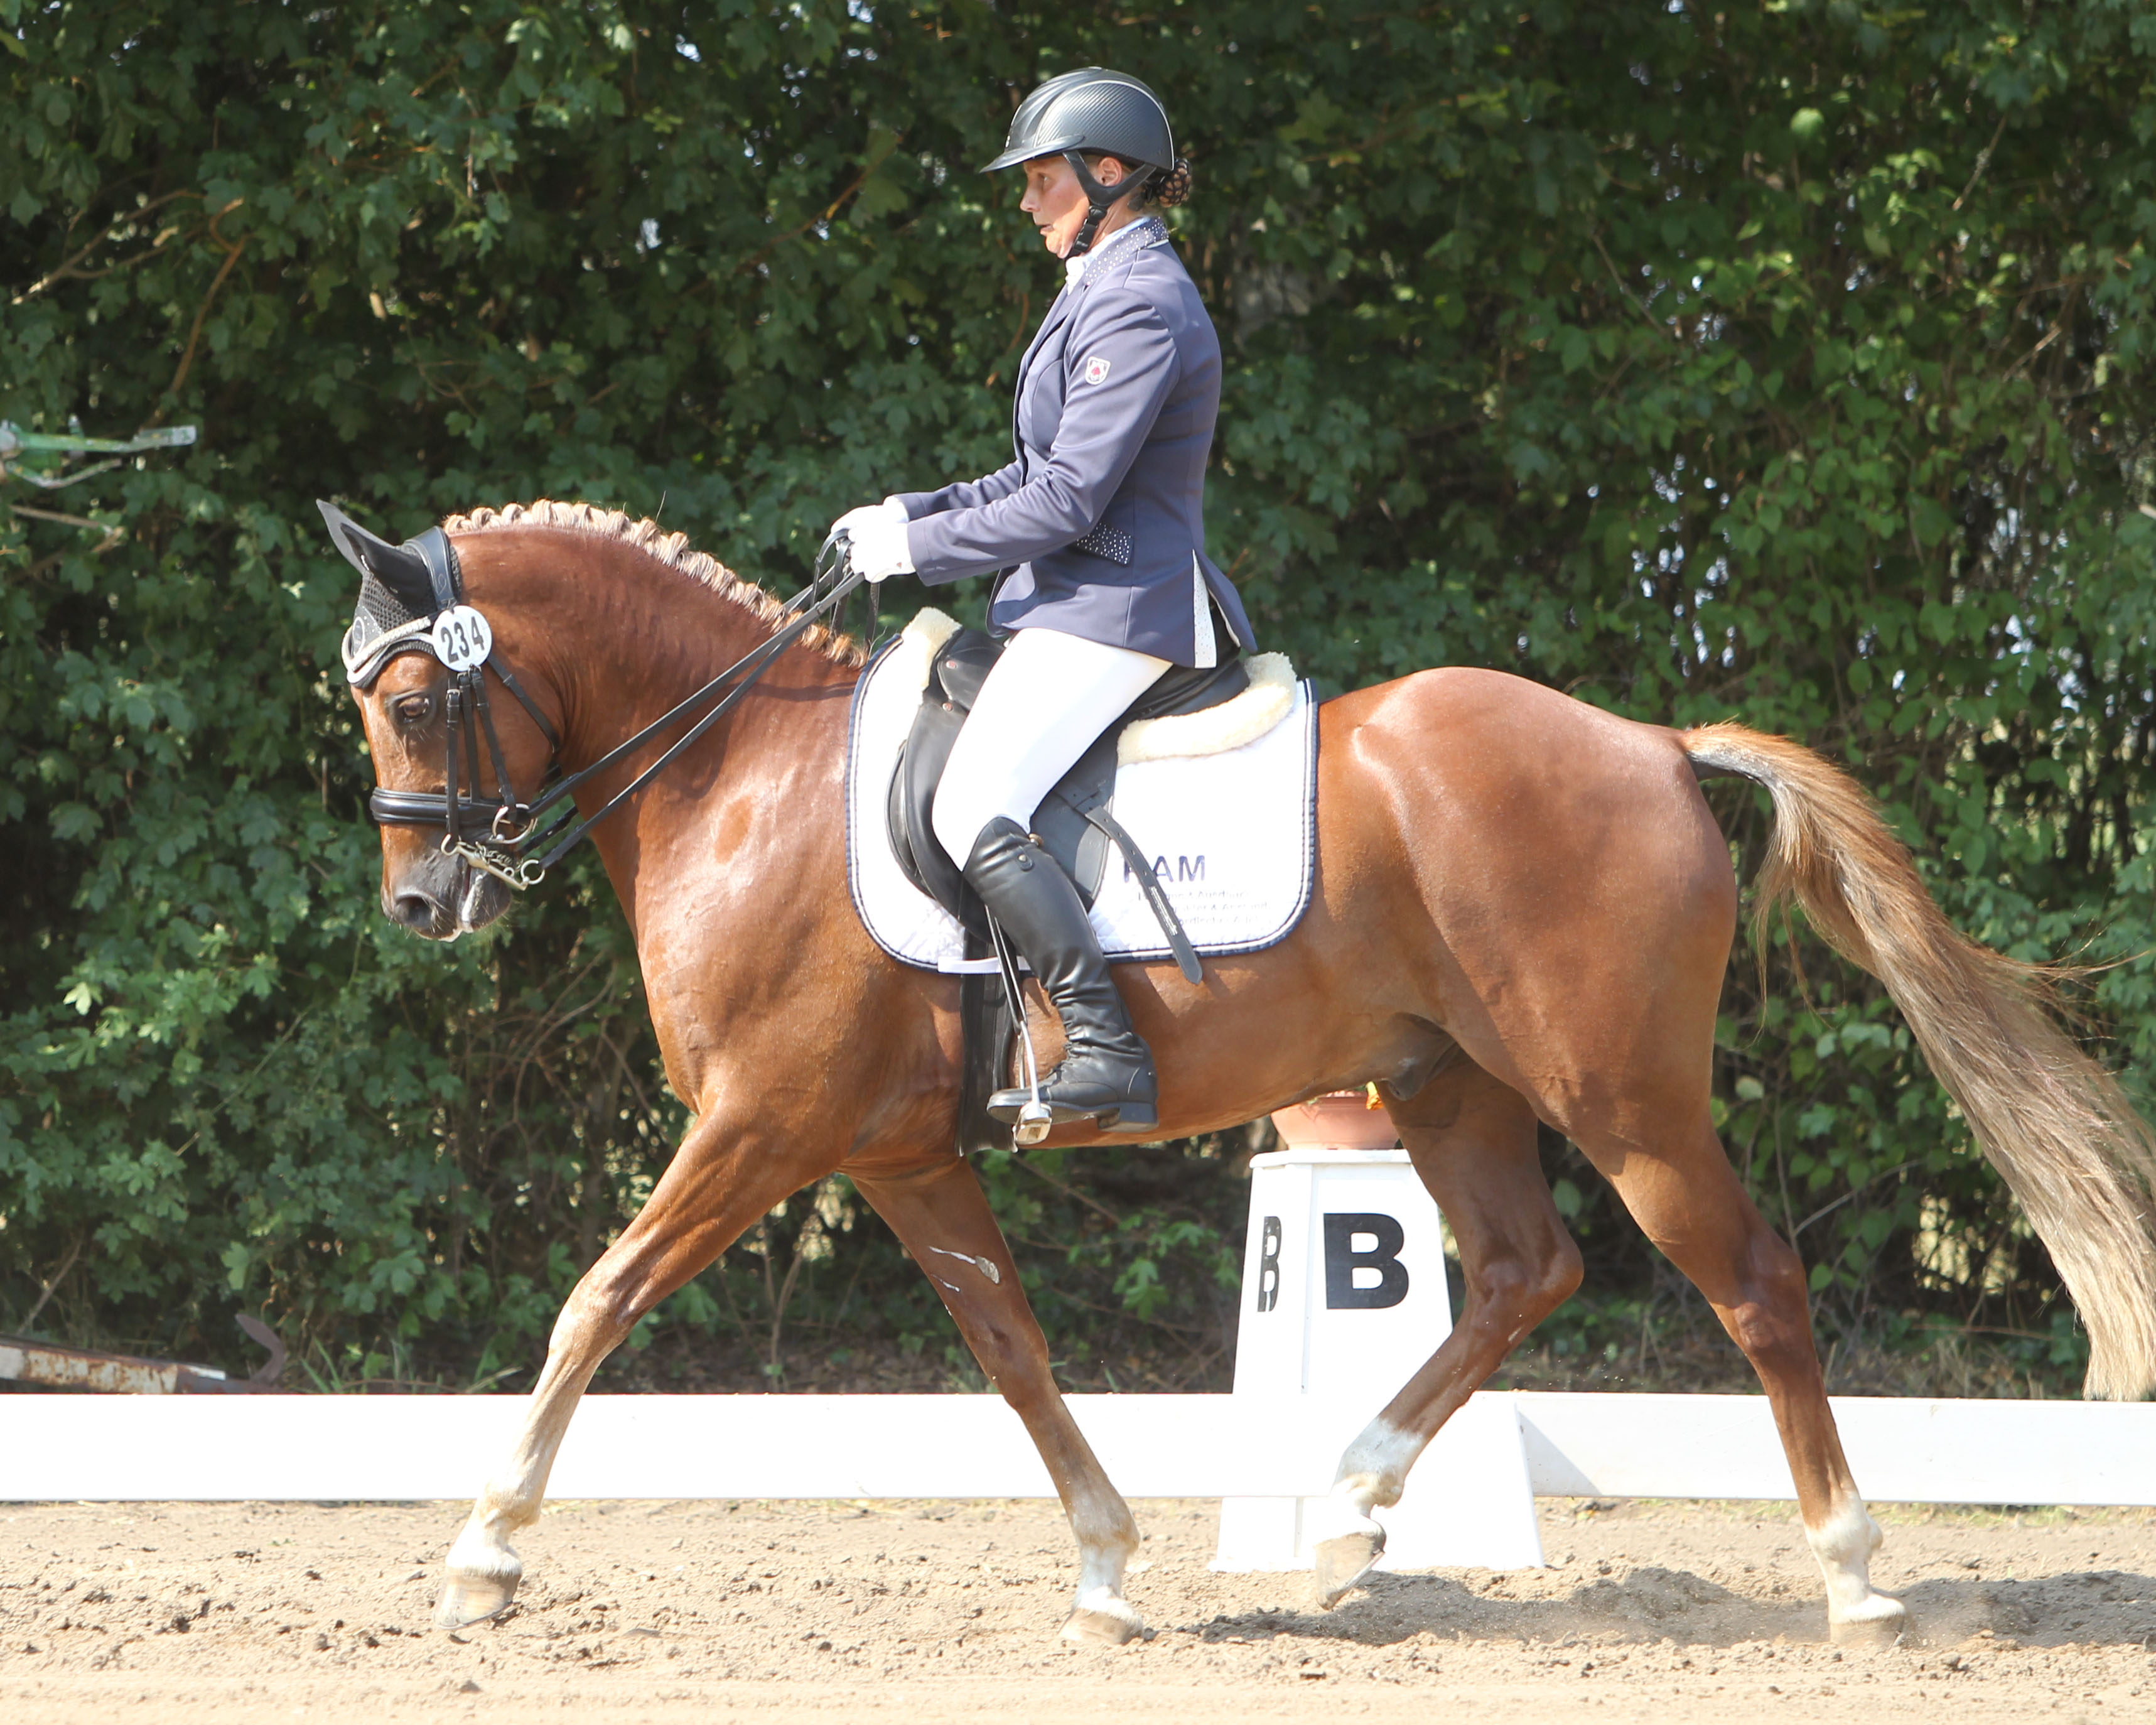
[827,499,914,583]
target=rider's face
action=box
[1019,154,1130,258]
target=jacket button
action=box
[1017,855,1034,871]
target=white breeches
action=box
[932,627,1170,868]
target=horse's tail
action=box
[1680,720,2156,1400]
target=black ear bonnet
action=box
[318,499,463,686]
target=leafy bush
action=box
[6,1,2155,1394]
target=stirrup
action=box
[989,929,1055,1146]
[986,1088,1156,1137]
[1015,1096,1054,1147]
[988,1070,1158,1137]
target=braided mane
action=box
[443,499,865,667]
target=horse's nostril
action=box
[390,889,442,932]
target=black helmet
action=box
[982,68,1178,257]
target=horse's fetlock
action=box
[1070,1506,1140,1560]
[1334,1417,1420,1514]
[468,1493,537,1541]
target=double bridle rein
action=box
[338,514,863,890]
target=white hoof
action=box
[435,1567,519,1632]
[1830,1591,1907,1646]
[436,1523,523,1632]
[1312,1520,1386,1609]
[1061,1585,1143,1645]
[1306,1482,1389,1610]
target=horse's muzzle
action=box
[384,846,511,940]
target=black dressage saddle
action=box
[884,624,1248,1156]
[887,624,1246,948]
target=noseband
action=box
[334,512,863,891]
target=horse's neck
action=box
[541,546,858,942]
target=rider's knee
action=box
[932,778,996,867]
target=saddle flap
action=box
[889,700,980,936]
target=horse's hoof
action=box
[1312,1528,1384,1610]
[435,1571,519,1633]
[1061,1586,1143,1646]
[1829,1596,1907,1647]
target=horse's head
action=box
[323,502,557,941]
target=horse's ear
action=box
[316,499,437,617]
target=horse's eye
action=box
[394,694,433,727]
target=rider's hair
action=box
[1150,156,1195,209]
[1083,151,1195,210]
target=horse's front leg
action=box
[851,1153,1144,1645]
[436,1111,824,1630]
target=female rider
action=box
[830,68,1256,1135]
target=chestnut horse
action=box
[345,500,2156,1647]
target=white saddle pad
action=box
[845,614,1320,973]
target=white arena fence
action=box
[1,1390,2150,1508]
[8,1141,2145,1550]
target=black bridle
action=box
[361,529,865,890]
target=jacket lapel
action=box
[1011,283,1082,458]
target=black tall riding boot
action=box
[962,817,1160,1135]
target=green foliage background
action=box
[6,0,2156,1394]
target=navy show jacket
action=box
[892,221,1257,667]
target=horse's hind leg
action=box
[1567,1106,1907,1643]
[849,1154,1144,1645]
[435,1112,827,1631]
[1307,1063,1582,1606]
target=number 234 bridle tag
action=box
[430,605,493,671]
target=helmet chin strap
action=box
[1061,151,1155,259]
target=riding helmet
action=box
[981,68,1175,176]
[982,68,1182,256]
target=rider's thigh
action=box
[930,626,1169,864]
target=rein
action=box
[367,531,865,890]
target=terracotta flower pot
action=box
[1268,1090,1401,1152]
